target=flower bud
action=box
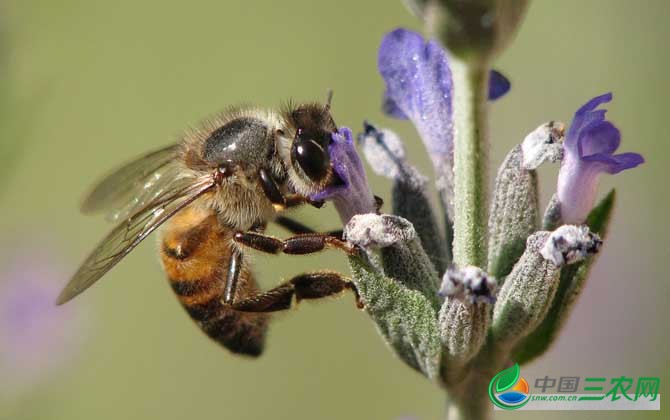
[521,121,565,170]
[492,232,560,349]
[540,225,602,267]
[424,0,530,64]
[438,267,496,364]
[488,144,539,279]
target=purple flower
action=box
[0,240,88,397]
[310,127,377,224]
[557,93,644,224]
[378,28,510,171]
[378,28,510,217]
[379,28,454,170]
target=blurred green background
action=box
[0,1,668,419]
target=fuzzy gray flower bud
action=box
[540,225,602,267]
[438,266,496,366]
[438,266,497,305]
[347,254,441,379]
[345,213,416,249]
[492,232,560,349]
[543,193,562,231]
[345,213,440,310]
[521,121,565,170]
[487,144,539,279]
[439,300,489,366]
[358,123,449,273]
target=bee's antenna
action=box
[324,89,334,113]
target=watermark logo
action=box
[488,365,661,410]
[488,364,530,410]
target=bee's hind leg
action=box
[229,271,362,312]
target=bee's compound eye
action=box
[291,138,329,182]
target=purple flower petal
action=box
[582,152,645,174]
[578,120,620,157]
[378,28,512,213]
[566,92,612,152]
[488,70,511,101]
[382,90,409,119]
[310,127,377,224]
[557,93,644,224]
[605,152,645,174]
[378,28,454,160]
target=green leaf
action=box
[495,363,520,393]
[512,190,616,364]
[348,253,442,380]
[585,189,616,235]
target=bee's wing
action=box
[57,175,215,305]
[80,144,180,221]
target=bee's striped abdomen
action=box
[159,206,268,356]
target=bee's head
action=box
[283,100,339,193]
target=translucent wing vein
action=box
[80,144,180,220]
[57,175,214,305]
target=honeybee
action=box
[57,99,363,356]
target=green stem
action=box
[443,336,506,420]
[445,396,493,420]
[445,374,494,420]
[451,58,490,268]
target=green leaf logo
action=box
[488,363,530,410]
[495,363,520,393]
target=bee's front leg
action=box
[258,168,323,210]
[233,231,357,256]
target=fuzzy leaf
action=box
[488,145,539,280]
[513,190,616,364]
[491,232,560,349]
[348,253,442,379]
